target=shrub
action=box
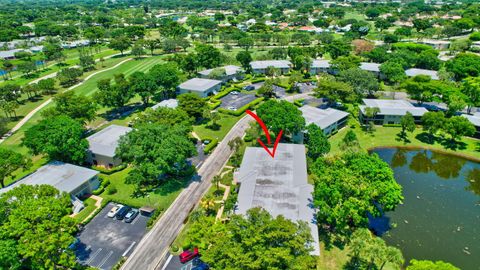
[203,138,219,154]
[92,177,110,195]
[107,185,117,195]
[218,97,263,116]
[250,78,265,84]
[293,99,304,107]
[383,123,402,127]
[208,100,221,109]
[92,164,127,175]
[146,208,163,229]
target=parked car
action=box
[243,85,255,91]
[107,204,123,218]
[228,106,237,111]
[115,206,131,220]
[180,247,199,263]
[192,258,209,270]
[124,209,139,223]
[231,91,239,95]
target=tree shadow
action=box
[100,103,142,121]
[206,123,220,130]
[395,131,411,143]
[415,132,437,145]
[440,138,467,151]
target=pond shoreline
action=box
[368,145,480,163]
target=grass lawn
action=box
[99,167,188,210]
[193,112,243,141]
[73,197,97,223]
[328,120,480,160]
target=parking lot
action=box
[163,253,208,270]
[74,202,150,270]
[248,82,287,98]
[219,92,256,110]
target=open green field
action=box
[193,113,243,141]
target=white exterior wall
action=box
[178,84,221,97]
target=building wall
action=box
[87,152,122,168]
[178,84,221,97]
[322,116,349,136]
[252,67,290,75]
[309,67,330,75]
[70,176,100,198]
[359,111,423,125]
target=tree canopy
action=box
[256,99,306,137]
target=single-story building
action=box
[462,113,480,137]
[418,39,450,50]
[177,78,223,97]
[234,143,320,256]
[405,68,439,80]
[29,45,44,53]
[359,99,428,125]
[310,59,331,74]
[151,99,178,110]
[300,106,349,136]
[198,65,244,82]
[86,124,133,168]
[0,161,100,213]
[0,49,26,60]
[360,62,382,77]
[250,60,292,74]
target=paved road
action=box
[0,56,131,144]
[121,92,312,270]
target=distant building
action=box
[405,68,439,80]
[359,99,428,125]
[0,161,100,213]
[0,49,26,60]
[177,78,223,97]
[198,65,244,82]
[29,45,44,53]
[86,125,133,168]
[235,143,320,256]
[310,59,331,74]
[418,39,450,50]
[151,99,178,110]
[360,62,382,77]
[300,106,349,136]
[250,60,292,74]
[462,113,480,137]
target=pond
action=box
[372,148,480,270]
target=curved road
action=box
[121,92,312,270]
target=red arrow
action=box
[245,110,283,158]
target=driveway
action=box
[75,202,150,270]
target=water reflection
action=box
[466,168,480,195]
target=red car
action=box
[180,247,199,263]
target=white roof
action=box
[198,65,243,77]
[0,161,99,195]
[311,59,330,68]
[360,99,428,116]
[86,124,132,157]
[236,144,319,255]
[360,62,381,72]
[250,60,292,69]
[300,106,349,129]
[178,78,222,92]
[0,49,25,59]
[151,99,178,110]
[405,68,439,80]
[462,113,480,127]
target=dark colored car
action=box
[115,206,131,220]
[124,209,139,223]
[180,247,199,263]
[192,258,209,270]
[243,85,255,91]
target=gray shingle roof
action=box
[300,106,349,129]
[198,65,243,76]
[236,144,319,255]
[462,113,480,127]
[360,62,381,72]
[311,59,330,68]
[151,99,178,110]
[250,60,292,69]
[0,161,99,195]
[360,99,428,116]
[0,49,25,59]
[178,78,222,92]
[405,68,439,80]
[86,124,132,157]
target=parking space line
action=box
[97,250,113,269]
[131,215,140,225]
[122,241,136,257]
[161,254,173,270]
[86,248,102,264]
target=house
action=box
[198,65,244,82]
[151,99,178,110]
[86,125,133,168]
[0,161,100,213]
[310,59,331,74]
[177,78,223,97]
[234,143,320,255]
[359,99,428,125]
[360,62,382,77]
[462,113,480,137]
[405,68,439,80]
[418,39,450,50]
[0,49,26,60]
[250,60,292,74]
[300,106,349,136]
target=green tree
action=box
[42,91,97,124]
[131,43,145,59]
[314,75,356,104]
[444,116,476,142]
[0,148,30,188]
[400,112,416,138]
[23,115,88,164]
[380,61,406,84]
[256,100,305,137]
[79,54,95,71]
[422,111,445,141]
[413,19,432,32]
[17,60,36,76]
[446,53,480,80]
[305,124,330,160]
[330,55,361,71]
[257,79,276,98]
[407,259,460,270]
[324,39,351,59]
[94,74,134,109]
[37,78,56,94]
[148,62,182,97]
[177,93,207,120]
[338,68,379,97]
[236,50,252,71]
[461,76,480,113]
[0,185,78,269]
[312,153,403,242]
[145,39,160,55]
[133,107,193,128]
[238,37,254,51]
[195,44,222,69]
[108,36,131,55]
[129,71,157,105]
[57,67,83,87]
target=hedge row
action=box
[92,177,110,195]
[208,100,221,110]
[293,99,304,107]
[79,198,111,225]
[218,97,264,116]
[212,86,241,100]
[203,137,219,154]
[92,164,127,175]
[383,123,402,127]
[250,78,265,84]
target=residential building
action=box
[360,62,382,77]
[151,99,178,110]
[198,65,244,82]
[310,59,331,74]
[234,143,320,255]
[405,68,439,80]
[86,124,133,168]
[300,106,349,136]
[177,78,223,97]
[418,39,451,50]
[0,49,26,60]
[359,99,428,125]
[0,161,100,213]
[462,113,480,137]
[250,60,292,74]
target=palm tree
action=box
[212,175,221,191]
